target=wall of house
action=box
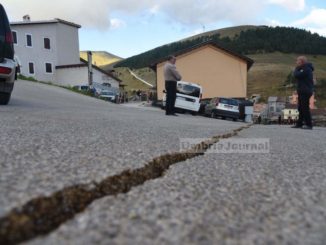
[11,24,58,82]
[56,66,120,88]
[156,45,248,100]
[56,23,80,65]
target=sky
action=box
[2,0,326,58]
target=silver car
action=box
[0,4,16,105]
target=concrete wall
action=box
[156,44,248,100]
[56,66,120,88]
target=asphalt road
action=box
[1,80,326,244]
[0,80,241,217]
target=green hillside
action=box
[181,25,264,41]
[80,51,122,67]
[114,67,153,93]
[110,25,326,107]
[247,52,326,107]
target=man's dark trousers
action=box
[165,80,177,115]
[297,92,312,127]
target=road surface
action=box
[1,80,325,244]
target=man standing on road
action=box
[164,55,182,116]
[292,56,314,129]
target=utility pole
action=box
[87,51,93,89]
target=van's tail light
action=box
[0,66,12,74]
[5,32,13,44]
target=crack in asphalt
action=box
[0,124,251,244]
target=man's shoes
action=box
[291,125,302,128]
[302,125,313,130]
[171,113,178,116]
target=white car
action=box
[163,81,202,114]
[99,90,117,101]
[0,4,16,105]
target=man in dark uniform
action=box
[292,56,314,129]
[163,55,182,116]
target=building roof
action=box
[10,18,81,28]
[151,40,254,70]
[56,58,122,83]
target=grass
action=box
[113,67,154,93]
[18,75,96,98]
[247,52,326,108]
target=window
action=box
[28,62,34,74]
[12,31,17,44]
[45,63,52,73]
[44,38,50,49]
[26,34,32,47]
[176,84,201,97]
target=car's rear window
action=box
[177,84,201,97]
[220,98,239,106]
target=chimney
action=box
[23,15,31,22]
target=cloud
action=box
[2,0,152,29]
[158,0,265,25]
[149,5,160,15]
[2,0,266,30]
[293,8,326,36]
[4,0,319,33]
[268,0,305,11]
[110,19,126,29]
[265,19,283,27]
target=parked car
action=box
[73,85,89,92]
[205,97,241,121]
[198,98,211,115]
[163,81,202,114]
[99,90,117,101]
[0,4,16,105]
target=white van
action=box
[163,81,202,114]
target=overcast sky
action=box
[2,0,326,58]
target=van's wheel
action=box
[221,116,226,120]
[0,92,11,105]
[191,111,197,116]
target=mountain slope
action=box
[110,25,326,107]
[80,51,122,67]
[247,52,326,107]
[114,26,326,69]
